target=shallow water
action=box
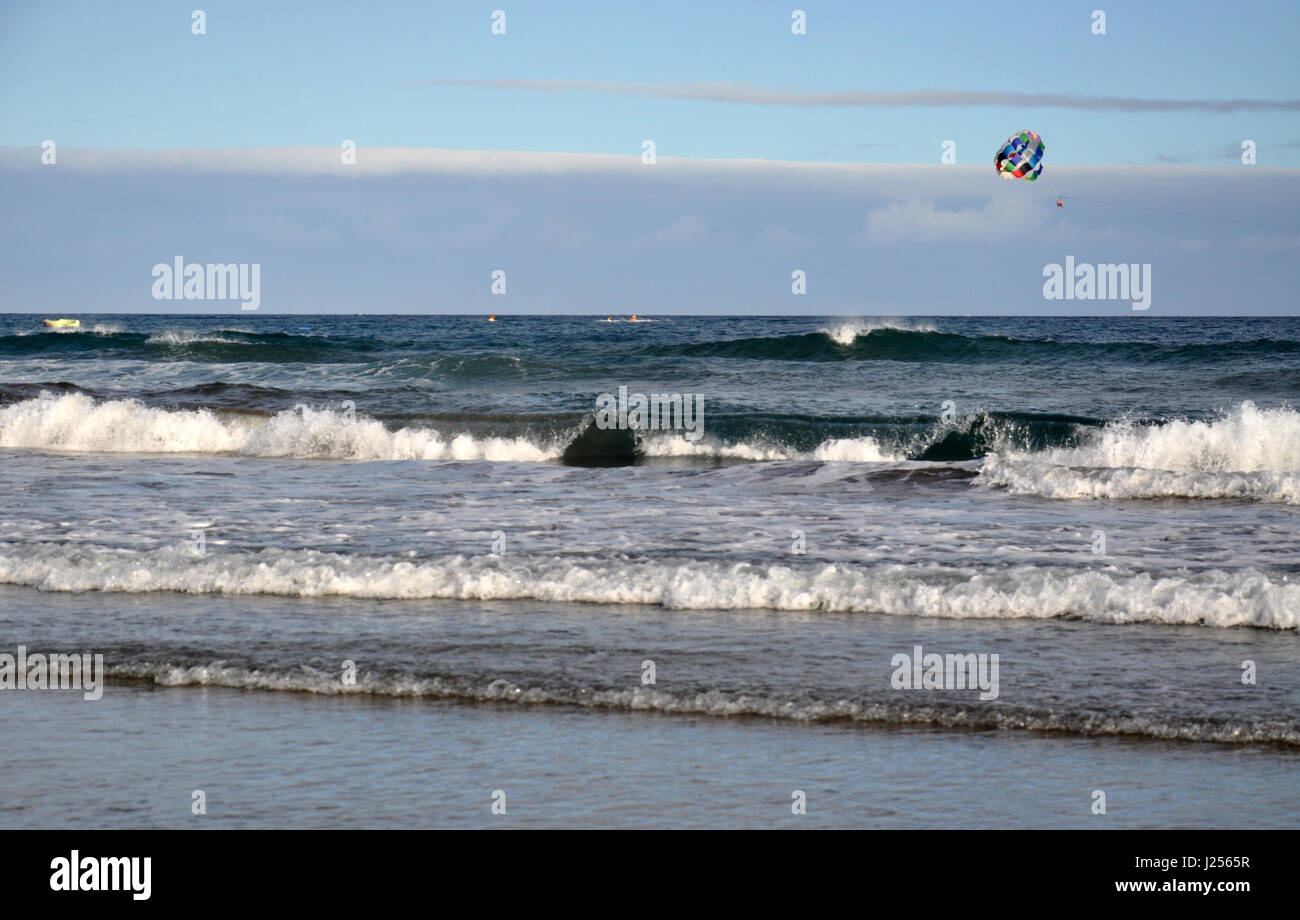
[6,683,1297,829]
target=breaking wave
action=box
[978,402,1300,504]
[0,392,559,461]
[3,395,1295,496]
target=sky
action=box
[1,0,1298,314]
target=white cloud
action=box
[856,195,1047,244]
[630,216,711,248]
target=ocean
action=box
[1,313,1296,829]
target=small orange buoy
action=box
[488,314,496,322]
[629,314,638,322]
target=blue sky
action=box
[4,0,1299,163]
[1,0,1297,314]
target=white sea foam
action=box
[980,455,1300,504]
[641,433,901,462]
[0,393,559,461]
[2,544,1294,629]
[978,402,1300,503]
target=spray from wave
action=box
[818,318,939,346]
[145,330,248,346]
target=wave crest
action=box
[818,318,939,346]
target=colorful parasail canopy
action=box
[995,130,1044,181]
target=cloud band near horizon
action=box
[408,79,1300,113]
